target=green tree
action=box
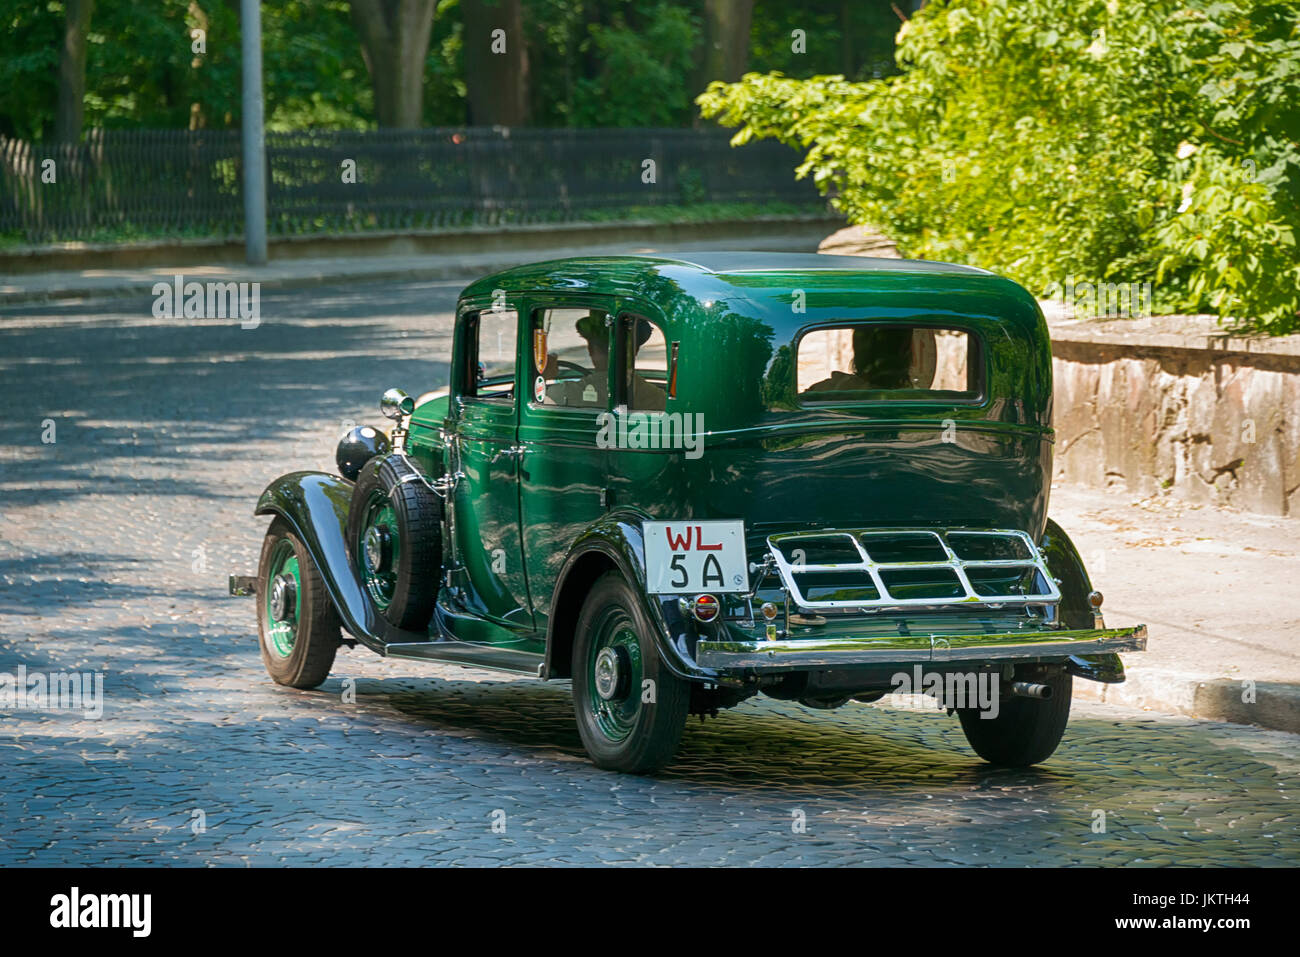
[699,0,1300,333]
[572,3,699,126]
[0,1,378,136]
[0,2,61,139]
[747,0,900,81]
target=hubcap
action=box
[269,573,297,622]
[586,610,644,743]
[263,540,301,658]
[594,647,624,700]
[364,524,390,572]
[359,492,400,611]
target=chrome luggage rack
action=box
[764,528,1061,612]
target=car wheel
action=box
[257,517,340,689]
[346,453,442,632]
[572,572,689,773]
[956,668,1072,767]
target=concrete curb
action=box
[1074,668,1300,734]
[1,255,562,307]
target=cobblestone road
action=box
[1,281,1296,866]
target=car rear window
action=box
[796,324,982,403]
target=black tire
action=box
[257,517,341,689]
[346,454,442,631]
[957,669,1073,767]
[572,573,690,773]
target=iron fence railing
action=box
[0,127,822,243]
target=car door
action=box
[516,297,615,629]
[603,303,693,523]
[448,300,534,633]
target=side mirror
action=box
[380,387,415,421]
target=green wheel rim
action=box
[358,491,400,611]
[264,539,301,658]
[585,608,645,743]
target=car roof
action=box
[631,251,992,276]
[459,252,995,301]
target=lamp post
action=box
[240,0,267,265]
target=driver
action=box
[544,313,665,410]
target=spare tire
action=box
[346,454,442,631]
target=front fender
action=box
[544,510,708,683]
[254,471,424,650]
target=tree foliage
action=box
[698,0,1300,333]
[0,1,376,136]
[570,3,700,126]
[1,1,908,136]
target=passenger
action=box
[805,326,914,394]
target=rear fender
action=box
[543,511,706,683]
[1038,518,1096,629]
[1039,518,1125,683]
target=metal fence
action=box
[0,128,822,243]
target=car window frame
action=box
[455,299,524,408]
[613,309,673,412]
[791,319,989,409]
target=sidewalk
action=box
[1051,484,1300,733]
[0,217,838,306]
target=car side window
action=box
[618,314,669,411]
[467,308,518,401]
[531,307,611,409]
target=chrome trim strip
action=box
[766,527,1062,611]
[696,625,1146,671]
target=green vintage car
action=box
[234,252,1146,773]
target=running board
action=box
[382,601,545,677]
[383,640,544,677]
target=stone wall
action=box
[1047,313,1300,516]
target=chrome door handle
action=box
[491,444,527,463]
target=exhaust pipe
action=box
[1009,681,1052,700]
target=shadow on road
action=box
[0,284,457,507]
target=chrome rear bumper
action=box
[696,625,1147,671]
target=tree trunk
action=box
[702,0,754,84]
[461,0,530,126]
[348,0,436,128]
[55,0,95,143]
